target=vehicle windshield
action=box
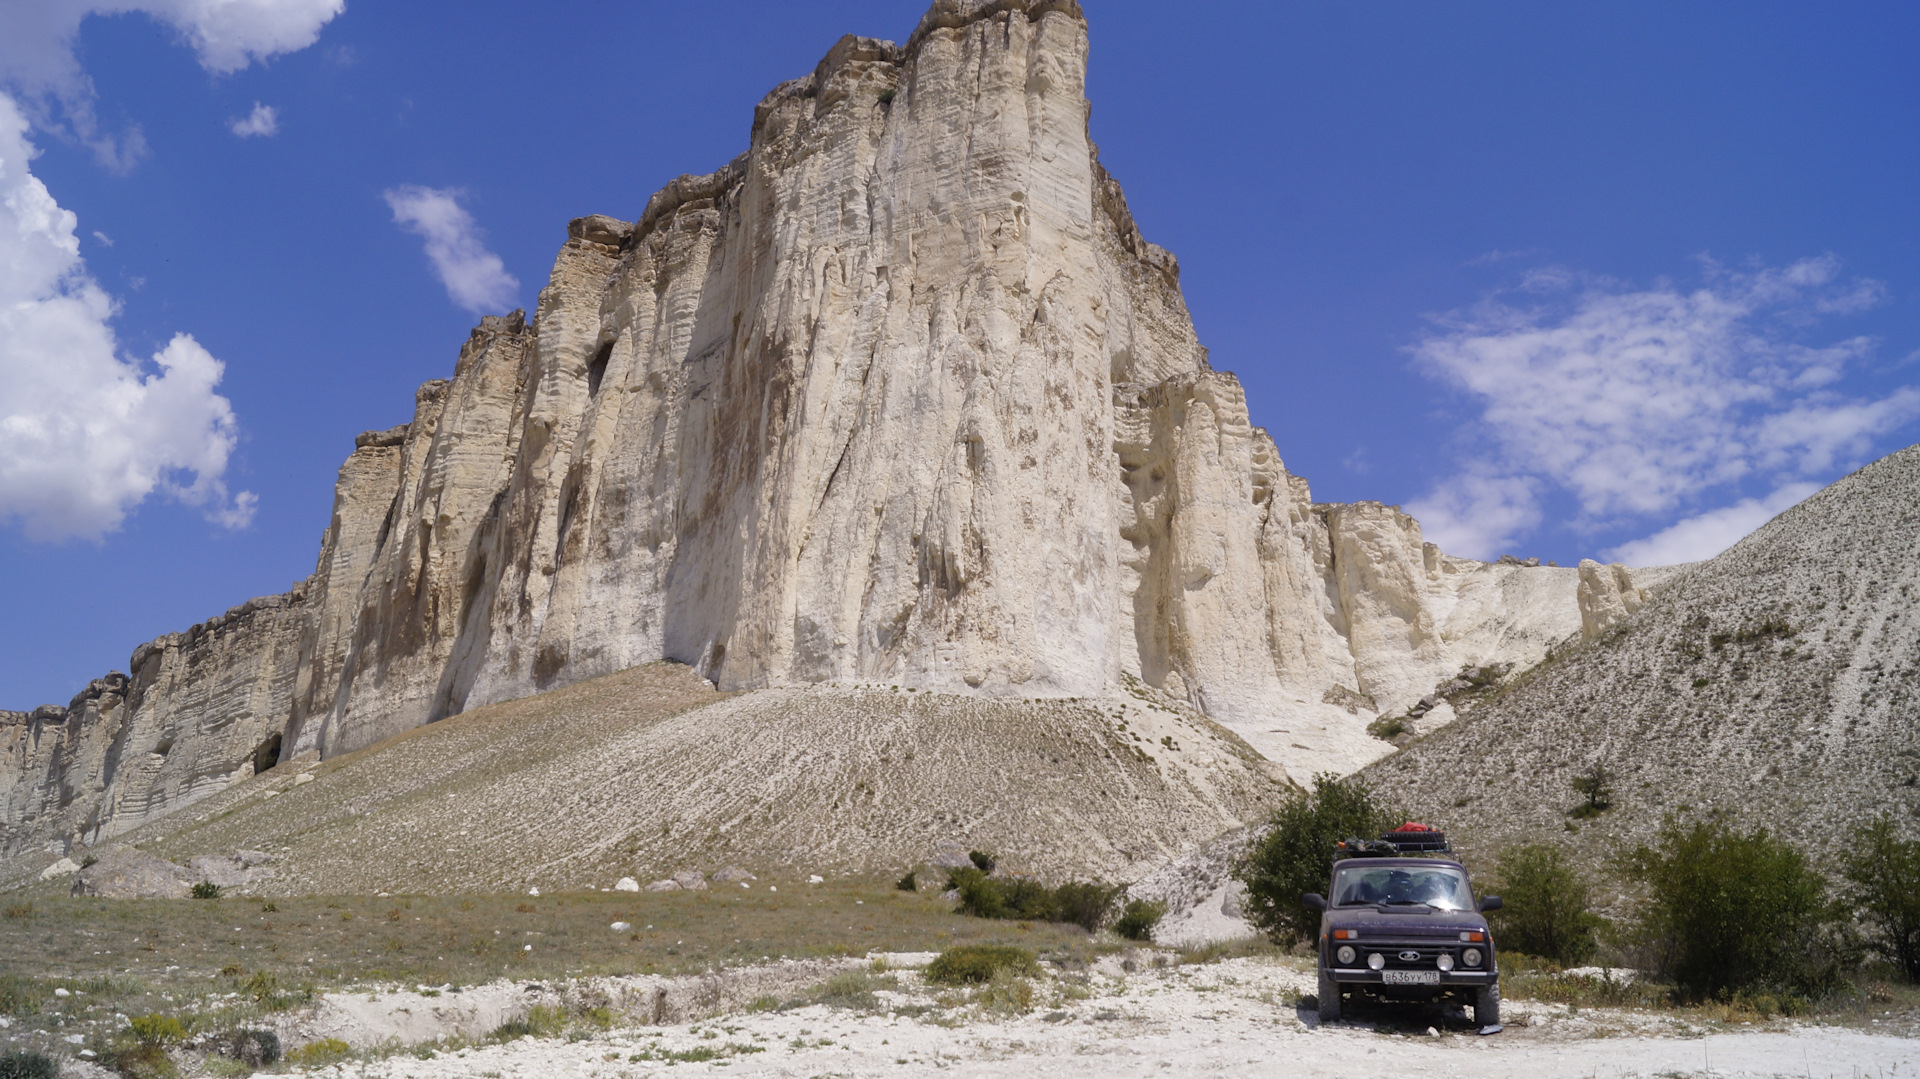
[1331,864,1473,911]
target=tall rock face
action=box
[2,0,1598,860]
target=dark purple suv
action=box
[1302,833,1502,1026]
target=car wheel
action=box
[1317,969,1341,1023]
[1474,982,1500,1026]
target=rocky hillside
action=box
[3,663,1291,894]
[1365,442,1920,870]
[2,0,1612,864]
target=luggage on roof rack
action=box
[1334,823,1453,859]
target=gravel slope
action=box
[57,663,1290,892]
[1364,442,1920,874]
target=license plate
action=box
[1381,970,1440,985]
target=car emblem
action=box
[1398,950,1420,962]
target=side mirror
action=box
[1301,892,1327,911]
[1478,895,1503,912]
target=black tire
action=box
[1317,968,1341,1023]
[1474,981,1500,1026]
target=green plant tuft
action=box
[968,850,997,874]
[924,944,1037,986]
[0,1051,57,1079]
[190,881,222,900]
[895,870,918,892]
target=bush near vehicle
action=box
[1487,843,1606,966]
[1841,815,1920,982]
[1234,773,1403,945]
[1621,814,1856,1001]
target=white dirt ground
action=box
[293,955,1917,1079]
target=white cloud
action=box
[383,185,519,314]
[0,93,252,540]
[229,101,277,137]
[1408,258,1920,561]
[1606,482,1819,567]
[0,0,341,165]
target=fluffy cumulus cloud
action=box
[383,185,519,313]
[0,96,253,539]
[1408,258,1920,564]
[0,0,341,166]
[229,101,277,137]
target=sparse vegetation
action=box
[1365,715,1409,741]
[1486,844,1605,966]
[1621,814,1855,1002]
[1,904,30,921]
[1841,816,1920,981]
[895,870,918,892]
[189,881,222,900]
[924,945,1037,986]
[1234,773,1403,945]
[1113,899,1167,942]
[968,850,997,874]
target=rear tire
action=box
[1317,969,1341,1023]
[1474,982,1500,1026]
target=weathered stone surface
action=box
[2,0,1602,860]
[70,847,192,899]
[1577,558,1648,640]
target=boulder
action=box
[38,857,79,881]
[671,871,708,891]
[614,877,641,892]
[710,866,756,883]
[644,879,680,892]
[70,848,193,898]
[186,853,276,889]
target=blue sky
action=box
[1,0,1916,709]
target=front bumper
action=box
[1327,967,1496,988]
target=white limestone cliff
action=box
[2,0,1597,859]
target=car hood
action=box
[1323,907,1489,936]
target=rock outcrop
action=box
[1576,558,1648,640]
[1,0,1601,862]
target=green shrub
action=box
[285,1037,352,1066]
[968,851,997,874]
[491,1003,569,1042]
[950,869,1118,931]
[190,881,222,900]
[1486,844,1604,966]
[1234,773,1404,945]
[110,1045,177,1079]
[1621,814,1855,1001]
[1113,899,1168,942]
[1051,882,1121,932]
[1570,763,1614,817]
[129,1014,187,1046]
[895,870,918,892]
[1841,816,1920,981]
[1365,715,1409,741]
[924,945,1037,986]
[0,1051,57,1079]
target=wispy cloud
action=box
[1605,482,1818,566]
[1406,257,1920,562]
[383,185,519,314]
[230,102,278,138]
[0,0,341,167]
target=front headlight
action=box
[1336,945,1356,965]
[1367,952,1385,971]
[1436,953,1455,972]
[1463,948,1483,967]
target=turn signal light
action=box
[1333,929,1360,940]
[1458,931,1485,942]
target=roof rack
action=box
[1334,822,1453,860]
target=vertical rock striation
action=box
[2,0,1597,859]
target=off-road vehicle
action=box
[1301,824,1502,1026]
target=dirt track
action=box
[297,955,1917,1079]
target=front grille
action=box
[1374,945,1451,968]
